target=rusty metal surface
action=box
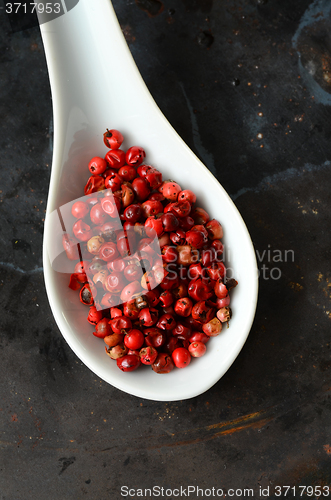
[0,0,331,498]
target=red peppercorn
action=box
[87,305,103,325]
[137,164,152,177]
[100,293,118,309]
[144,328,166,349]
[144,216,164,237]
[121,182,135,208]
[80,283,96,306]
[189,341,206,357]
[188,278,213,301]
[178,189,196,204]
[217,306,232,323]
[111,316,132,334]
[139,307,158,327]
[134,222,146,238]
[68,273,82,290]
[178,216,195,232]
[165,200,191,218]
[99,242,118,262]
[159,232,171,247]
[90,203,109,225]
[105,343,128,359]
[86,257,104,276]
[187,262,203,281]
[124,329,145,350]
[156,313,176,331]
[73,219,93,242]
[201,247,217,267]
[120,281,142,302]
[103,129,124,149]
[159,290,174,308]
[152,352,175,373]
[194,223,208,237]
[211,239,224,255]
[161,212,179,232]
[105,149,126,169]
[110,307,123,319]
[207,262,226,281]
[105,272,126,294]
[104,332,124,347]
[174,297,193,317]
[124,203,143,223]
[126,146,146,166]
[139,242,158,258]
[191,206,210,225]
[170,229,186,246]
[172,347,191,368]
[124,261,142,282]
[202,317,222,336]
[132,177,151,202]
[216,295,231,309]
[152,265,165,287]
[117,233,136,258]
[87,235,105,255]
[123,300,139,320]
[92,269,109,288]
[107,258,126,273]
[214,279,228,299]
[88,156,107,175]
[123,221,134,232]
[117,354,141,372]
[205,219,223,240]
[141,200,163,218]
[100,195,121,218]
[144,289,160,307]
[139,346,158,365]
[71,201,90,219]
[105,173,122,191]
[175,245,196,266]
[161,181,182,201]
[161,245,178,264]
[101,167,118,179]
[172,322,191,339]
[93,318,112,338]
[118,165,137,182]
[191,301,215,324]
[84,175,105,195]
[74,261,89,282]
[172,281,188,299]
[145,168,163,189]
[185,228,207,249]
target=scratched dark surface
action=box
[1,0,331,498]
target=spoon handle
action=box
[39,0,152,118]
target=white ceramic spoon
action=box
[40,0,258,401]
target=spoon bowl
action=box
[40,0,258,401]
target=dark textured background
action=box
[1,0,331,498]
